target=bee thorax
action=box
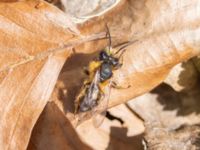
[100,62,113,82]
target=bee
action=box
[74,25,132,127]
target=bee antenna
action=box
[114,40,138,57]
[105,24,112,54]
[118,47,127,59]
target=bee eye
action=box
[99,51,108,60]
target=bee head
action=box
[99,49,120,67]
[99,50,109,61]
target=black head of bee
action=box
[99,49,121,82]
[99,51,109,61]
[99,50,120,67]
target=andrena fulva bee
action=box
[74,25,134,127]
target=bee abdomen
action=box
[79,81,100,112]
[79,100,97,112]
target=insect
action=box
[74,25,132,127]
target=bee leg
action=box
[74,99,80,114]
[117,54,124,69]
[116,63,123,69]
[114,63,123,70]
[98,84,105,97]
[97,85,106,107]
[114,51,125,69]
[74,86,87,114]
[111,81,131,89]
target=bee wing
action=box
[86,70,101,101]
[92,79,112,127]
[74,70,101,127]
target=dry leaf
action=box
[144,124,200,150]
[192,56,200,73]
[0,1,97,149]
[164,60,199,91]
[2,0,200,149]
[76,104,144,150]
[127,82,200,149]
[27,102,91,150]
[29,103,144,150]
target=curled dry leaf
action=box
[52,0,200,125]
[0,0,104,149]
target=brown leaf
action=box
[29,102,144,150]
[27,102,91,150]
[192,56,200,73]
[0,1,93,149]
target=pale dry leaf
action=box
[127,82,200,149]
[0,0,99,150]
[144,124,200,150]
[76,104,144,150]
[128,85,200,129]
[61,0,120,20]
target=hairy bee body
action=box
[74,25,131,127]
[76,60,102,112]
[74,48,121,114]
